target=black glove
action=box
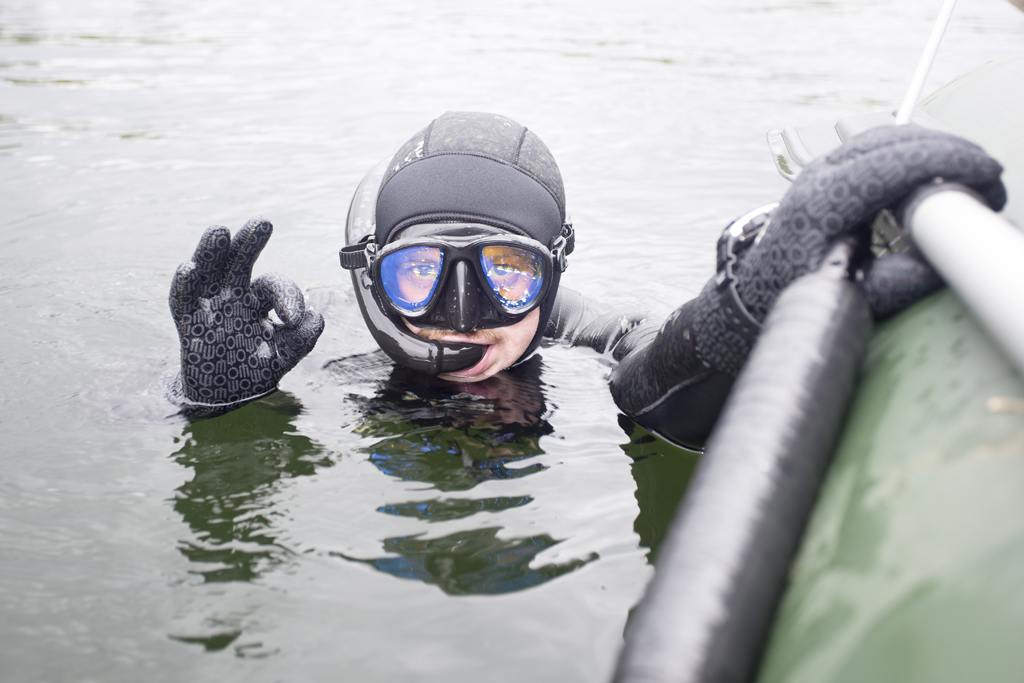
[860,249,944,320]
[611,125,1005,447]
[168,218,325,418]
[693,124,1005,376]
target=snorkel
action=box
[342,111,573,377]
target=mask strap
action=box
[339,239,378,276]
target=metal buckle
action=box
[363,241,377,273]
[550,222,574,272]
[713,204,778,341]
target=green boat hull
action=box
[758,289,1024,682]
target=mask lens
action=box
[480,245,545,310]
[379,246,444,313]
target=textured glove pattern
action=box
[168,218,324,417]
[738,125,1005,321]
[861,249,944,320]
[693,125,1005,376]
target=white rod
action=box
[895,0,959,125]
[908,189,1024,374]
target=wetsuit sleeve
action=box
[608,300,736,449]
[545,288,733,449]
[545,287,651,356]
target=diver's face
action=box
[403,309,540,383]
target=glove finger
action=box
[912,134,1005,210]
[788,126,1005,246]
[861,250,944,320]
[822,124,943,166]
[169,261,202,319]
[190,226,232,298]
[864,131,1001,203]
[225,218,273,292]
[829,127,1005,215]
[275,309,325,370]
[974,178,1008,213]
[252,272,306,326]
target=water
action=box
[2,0,1022,680]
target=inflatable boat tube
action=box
[614,241,871,683]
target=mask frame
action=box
[342,223,573,332]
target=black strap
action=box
[561,222,575,256]
[714,211,771,341]
[339,243,370,270]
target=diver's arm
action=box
[608,299,736,449]
[167,219,324,418]
[604,125,1007,449]
[543,287,730,448]
[544,287,650,353]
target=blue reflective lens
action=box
[479,246,544,310]
[379,246,444,313]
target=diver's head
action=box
[341,111,574,381]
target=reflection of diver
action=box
[171,353,593,595]
[171,394,331,583]
[168,358,683,595]
[360,528,593,596]
[327,354,596,595]
[333,356,552,490]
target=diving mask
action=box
[341,223,572,333]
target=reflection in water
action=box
[340,528,593,596]
[618,415,702,563]
[169,631,243,653]
[170,351,695,596]
[329,356,554,490]
[326,355,596,594]
[364,425,545,490]
[171,392,332,583]
[378,496,533,521]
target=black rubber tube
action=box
[614,243,871,683]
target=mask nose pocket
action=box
[444,260,481,333]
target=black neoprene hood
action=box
[375,111,567,249]
[345,111,571,375]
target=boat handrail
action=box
[904,184,1024,376]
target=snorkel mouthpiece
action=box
[445,260,481,333]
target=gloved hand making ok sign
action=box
[167,218,324,418]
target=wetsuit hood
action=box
[375,111,566,247]
[345,111,570,376]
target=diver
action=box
[166,111,1006,448]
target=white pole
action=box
[907,188,1024,374]
[895,0,959,125]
